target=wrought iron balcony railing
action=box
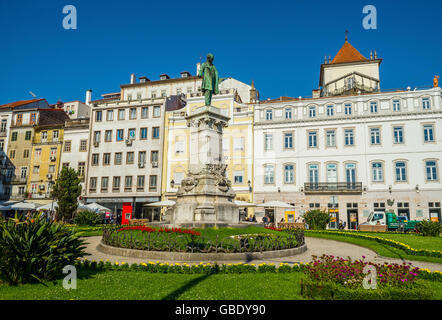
[304,182,362,194]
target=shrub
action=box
[0,213,87,285]
[416,220,442,237]
[74,210,103,226]
[303,209,330,230]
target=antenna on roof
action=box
[29,91,37,98]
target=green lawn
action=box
[1,270,441,300]
[358,232,442,251]
[305,232,442,264]
[0,271,304,300]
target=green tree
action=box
[303,209,331,230]
[51,167,81,222]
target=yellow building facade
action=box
[27,124,65,204]
[161,91,255,216]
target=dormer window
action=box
[180,71,191,78]
[159,74,170,80]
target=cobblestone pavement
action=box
[82,236,442,271]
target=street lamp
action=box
[48,178,55,221]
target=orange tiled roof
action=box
[0,98,44,109]
[331,41,367,64]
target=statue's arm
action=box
[198,62,205,77]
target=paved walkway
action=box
[83,236,442,271]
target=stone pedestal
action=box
[171,105,238,227]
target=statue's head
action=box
[207,53,214,63]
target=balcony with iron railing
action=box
[10,176,28,185]
[304,182,362,194]
[32,135,64,145]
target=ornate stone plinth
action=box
[170,105,239,227]
[172,164,239,226]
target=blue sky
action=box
[1,0,441,104]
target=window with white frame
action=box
[265,109,273,120]
[344,129,354,146]
[264,133,273,150]
[175,136,185,154]
[370,101,378,113]
[264,165,274,184]
[423,125,434,142]
[223,138,230,153]
[425,160,438,181]
[370,128,381,145]
[308,106,316,118]
[234,170,244,184]
[344,104,352,115]
[234,137,244,151]
[153,106,161,117]
[308,131,317,148]
[393,127,404,144]
[395,161,407,182]
[106,110,113,121]
[130,108,137,119]
[308,164,319,184]
[422,97,431,110]
[284,164,294,184]
[326,105,334,116]
[372,162,384,182]
[174,172,184,185]
[285,108,292,119]
[118,109,125,120]
[284,133,293,149]
[326,130,336,147]
[392,99,401,111]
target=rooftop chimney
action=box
[85,89,92,106]
[130,74,136,84]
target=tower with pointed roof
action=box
[319,32,382,97]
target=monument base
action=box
[171,164,239,226]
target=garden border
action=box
[97,240,308,261]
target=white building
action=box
[59,117,90,196]
[62,100,91,119]
[252,39,442,228]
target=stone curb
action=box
[97,241,308,262]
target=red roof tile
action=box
[331,41,367,64]
[0,98,45,109]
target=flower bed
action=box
[305,230,442,258]
[300,254,435,300]
[102,226,303,253]
[118,226,201,236]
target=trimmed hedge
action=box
[305,230,442,258]
[74,259,442,282]
[300,278,433,300]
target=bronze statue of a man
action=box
[198,53,219,106]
